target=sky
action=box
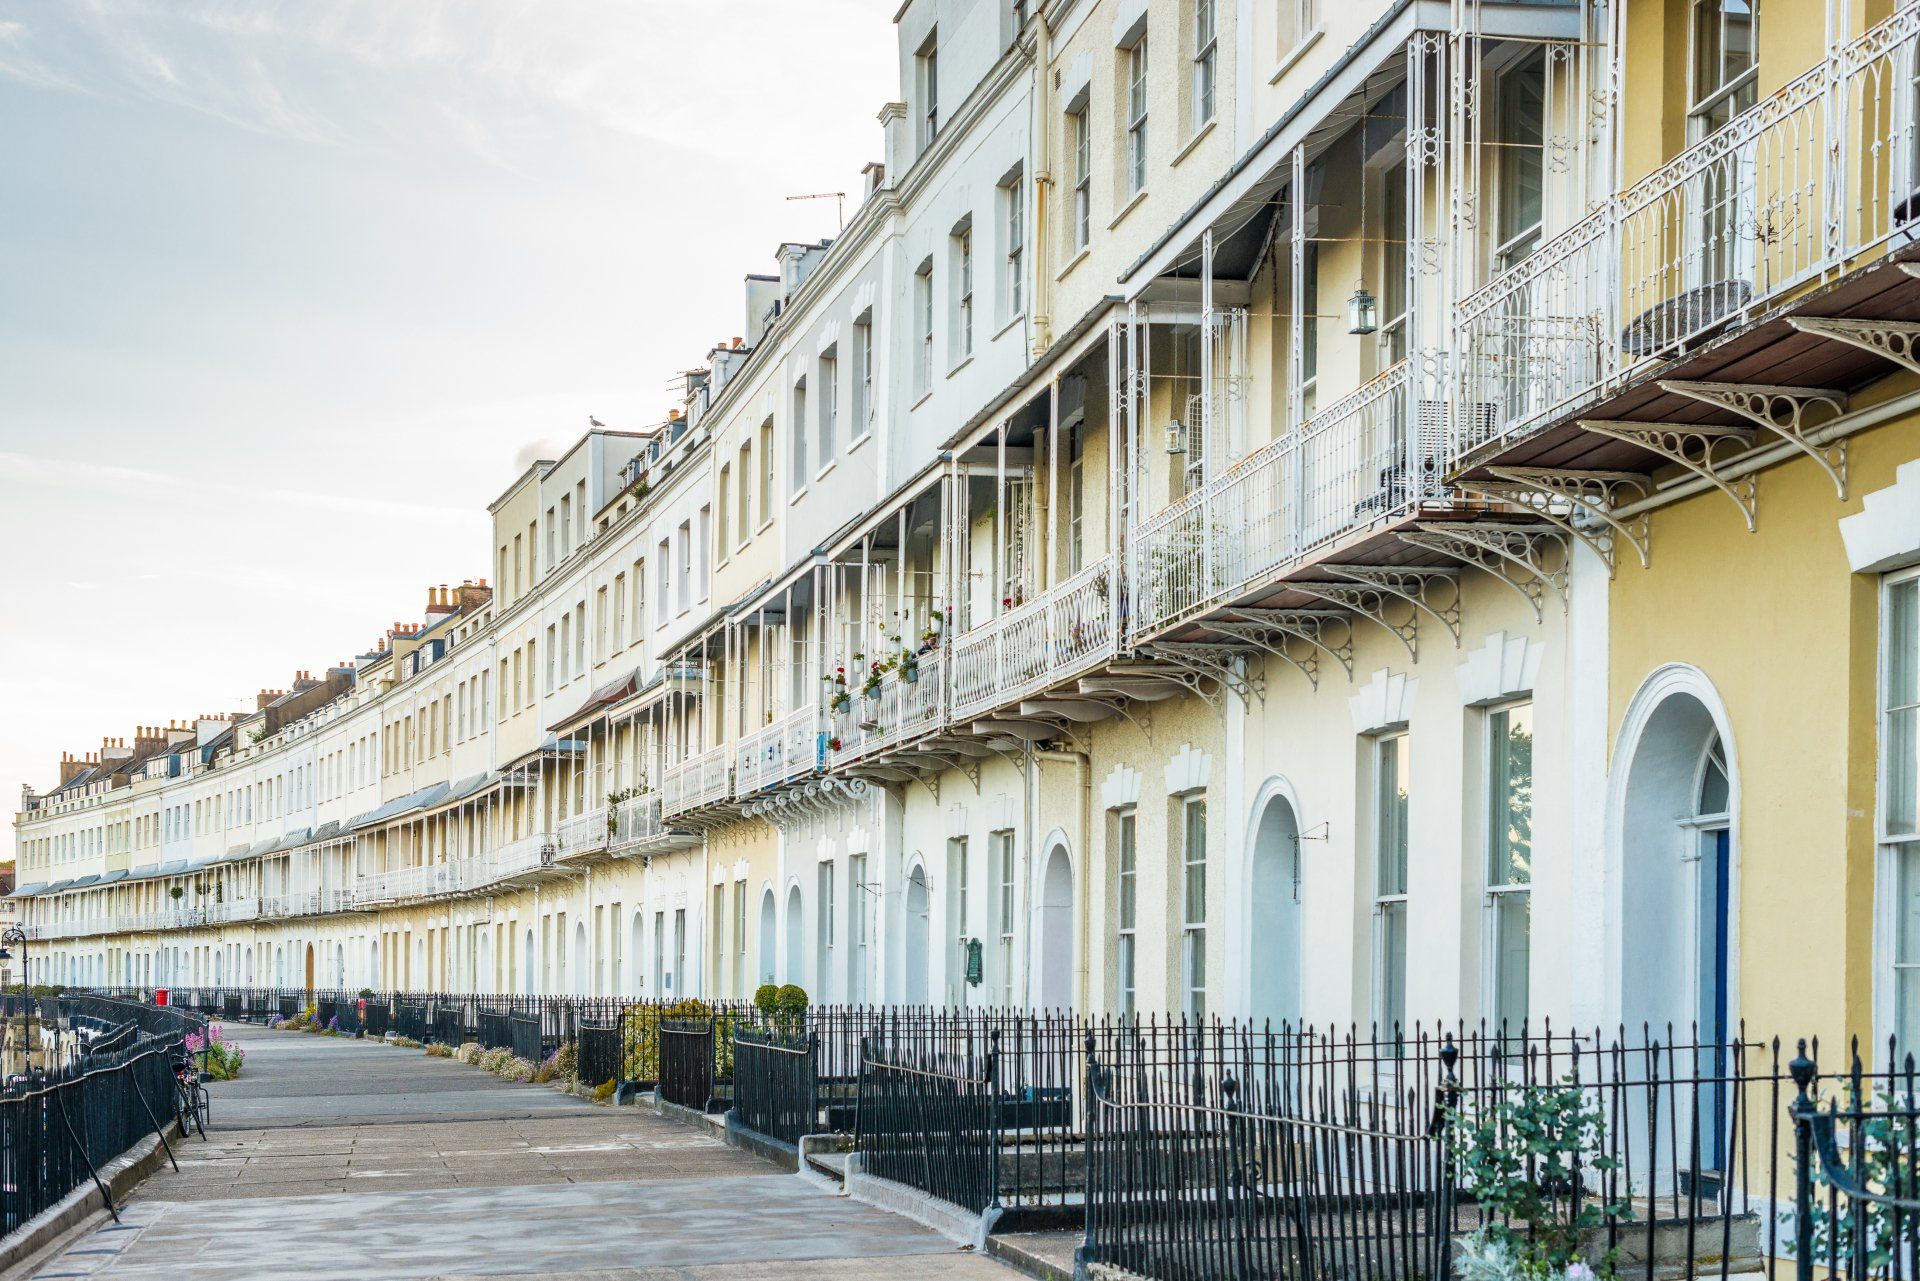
[0,0,901,810]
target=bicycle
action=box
[170,1046,210,1139]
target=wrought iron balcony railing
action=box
[1454,5,1920,461]
[1129,362,1414,642]
[828,651,946,768]
[662,744,732,817]
[736,707,820,797]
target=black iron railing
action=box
[733,1027,817,1147]
[577,1023,623,1089]
[0,994,202,1238]
[659,1019,715,1111]
[857,1032,1003,1213]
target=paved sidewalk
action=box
[29,1023,1011,1280]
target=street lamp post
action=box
[0,925,27,1084]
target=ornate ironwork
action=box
[1578,418,1758,530]
[1457,467,1651,574]
[1397,522,1570,620]
[1659,379,1849,499]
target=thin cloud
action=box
[0,450,475,525]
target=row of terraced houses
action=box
[13,0,1920,1055]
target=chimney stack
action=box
[58,752,86,787]
[457,579,494,617]
[426,584,457,618]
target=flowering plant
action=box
[188,1023,246,1080]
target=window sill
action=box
[911,390,934,411]
[757,517,776,536]
[947,355,974,379]
[813,460,839,484]
[1057,247,1091,282]
[1270,30,1325,84]
[1108,188,1149,231]
[847,431,873,455]
[992,313,1024,343]
[1171,119,1217,168]
[789,486,809,507]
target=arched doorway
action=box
[1613,669,1738,1174]
[784,885,803,984]
[758,888,777,986]
[572,922,590,996]
[303,943,315,993]
[904,864,931,1005]
[244,946,254,987]
[1616,680,1736,1036]
[478,930,494,993]
[522,927,536,995]
[1036,841,1074,1011]
[367,940,380,990]
[273,945,285,988]
[1248,789,1304,1027]
[334,943,346,988]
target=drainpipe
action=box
[1030,6,1055,358]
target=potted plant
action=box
[168,885,184,901]
[862,659,886,700]
[901,651,920,684]
[823,666,850,714]
[919,608,944,653]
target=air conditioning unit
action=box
[1416,399,1500,461]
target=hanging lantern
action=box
[1347,286,1378,336]
[1164,420,1187,455]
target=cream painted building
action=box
[17,0,1918,1053]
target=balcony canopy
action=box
[347,781,454,831]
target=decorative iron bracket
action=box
[1658,379,1849,499]
[1139,643,1262,711]
[1577,419,1758,531]
[1788,316,1920,378]
[1291,566,1460,660]
[1457,468,1652,575]
[1397,522,1571,621]
[1204,609,1356,688]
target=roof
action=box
[499,735,587,776]
[548,668,646,733]
[348,781,453,831]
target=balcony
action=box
[354,862,459,906]
[608,791,667,852]
[1128,361,1420,643]
[1454,5,1920,466]
[827,650,946,768]
[555,807,610,860]
[736,707,820,796]
[950,560,1118,722]
[662,744,731,818]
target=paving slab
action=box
[30,1022,1012,1280]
